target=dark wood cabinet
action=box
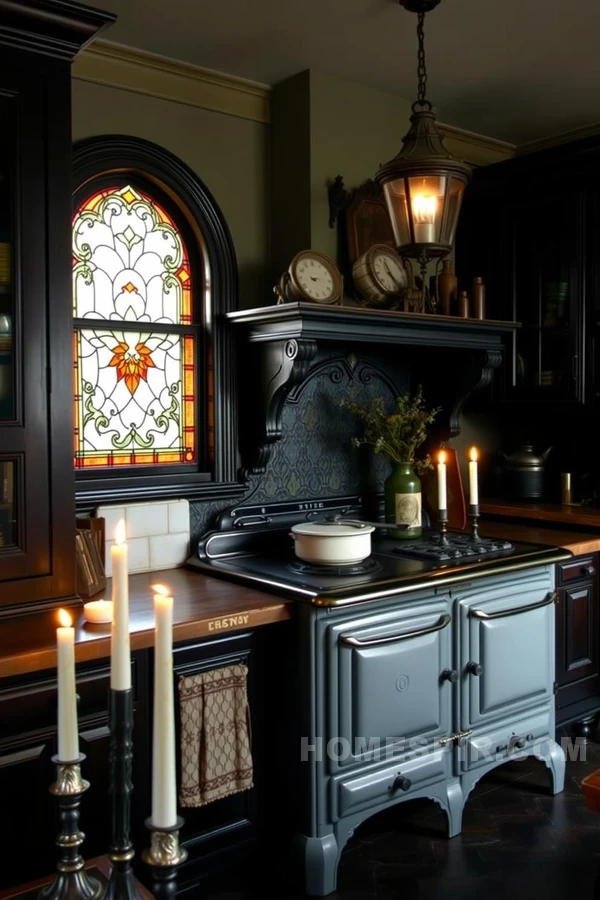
[555,553,600,726]
[0,653,149,890]
[456,136,600,408]
[0,2,112,613]
[168,629,264,891]
[0,623,282,893]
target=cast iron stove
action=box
[187,496,570,606]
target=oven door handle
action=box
[340,613,451,648]
[469,591,559,620]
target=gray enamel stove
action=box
[188,496,572,896]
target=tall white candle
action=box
[469,447,479,506]
[151,584,177,828]
[111,519,131,691]
[57,609,79,762]
[437,450,447,511]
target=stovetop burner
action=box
[288,557,382,577]
[395,534,513,563]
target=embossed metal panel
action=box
[458,568,555,730]
[325,597,452,771]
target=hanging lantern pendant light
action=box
[376,0,471,299]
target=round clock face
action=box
[290,251,342,304]
[371,247,407,294]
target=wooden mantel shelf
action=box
[0,568,292,679]
[228,302,518,350]
[228,303,518,474]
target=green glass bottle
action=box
[384,462,422,540]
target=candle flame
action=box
[469,447,479,462]
[114,519,126,545]
[438,450,447,465]
[411,194,437,224]
[57,608,72,628]
[152,584,170,597]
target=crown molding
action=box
[73,39,271,124]
[438,122,515,166]
[517,120,600,155]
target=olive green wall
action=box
[271,70,413,275]
[308,71,412,263]
[71,79,270,310]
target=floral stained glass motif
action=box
[73,184,192,325]
[72,184,196,468]
[74,329,195,468]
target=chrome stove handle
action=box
[340,613,451,648]
[469,591,559,620]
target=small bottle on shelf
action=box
[458,290,469,318]
[472,277,486,319]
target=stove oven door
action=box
[457,568,556,731]
[324,597,452,773]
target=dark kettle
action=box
[501,442,552,500]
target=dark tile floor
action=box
[206,734,600,899]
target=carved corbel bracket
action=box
[243,337,318,476]
[418,348,503,443]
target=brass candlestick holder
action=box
[469,503,483,543]
[106,688,144,900]
[40,753,104,900]
[438,508,449,547]
[142,817,187,900]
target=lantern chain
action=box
[416,11,428,106]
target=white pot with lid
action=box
[290,522,375,565]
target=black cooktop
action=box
[188,524,571,607]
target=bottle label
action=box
[394,492,422,527]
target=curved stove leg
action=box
[296,832,340,897]
[445,778,464,837]
[534,738,566,795]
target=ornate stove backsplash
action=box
[190,353,408,546]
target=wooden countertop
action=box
[480,521,600,557]
[481,499,600,529]
[0,569,293,680]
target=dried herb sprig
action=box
[345,387,440,475]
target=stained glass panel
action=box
[74,328,196,468]
[73,184,192,325]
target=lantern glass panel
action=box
[383,178,411,249]
[440,176,466,247]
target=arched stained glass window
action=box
[72,183,197,469]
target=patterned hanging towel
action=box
[178,664,253,807]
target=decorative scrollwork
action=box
[53,763,85,796]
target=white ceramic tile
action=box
[126,503,168,539]
[106,536,150,574]
[96,505,125,540]
[168,499,190,534]
[149,533,189,571]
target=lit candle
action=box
[83,598,113,624]
[437,450,447,511]
[412,194,437,244]
[151,584,177,828]
[57,609,79,762]
[469,447,479,506]
[111,520,131,691]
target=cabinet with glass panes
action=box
[0,3,112,610]
[456,139,590,406]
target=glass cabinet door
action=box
[511,192,583,401]
[0,97,14,420]
[0,68,52,586]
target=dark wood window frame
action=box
[73,136,243,514]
